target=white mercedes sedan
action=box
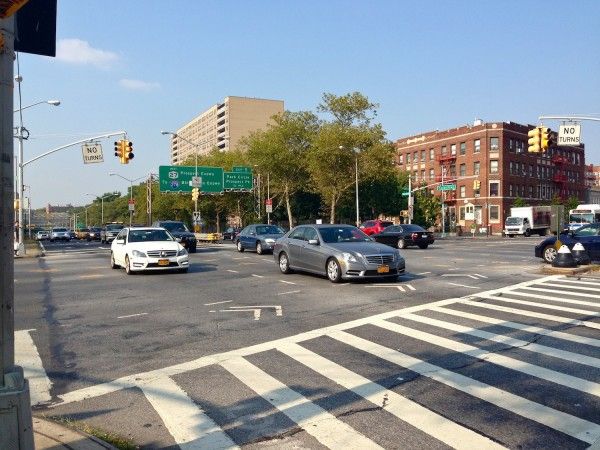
[110,227,189,274]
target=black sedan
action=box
[534,223,600,263]
[372,224,435,249]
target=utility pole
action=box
[0,13,35,449]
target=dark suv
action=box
[152,220,197,253]
[100,222,124,244]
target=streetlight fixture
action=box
[13,89,61,254]
[340,145,361,227]
[109,173,146,226]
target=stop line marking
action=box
[366,284,415,292]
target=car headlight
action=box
[342,252,357,263]
[175,237,182,242]
[265,238,275,243]
[177,248,188,256]
[131,250,146,258]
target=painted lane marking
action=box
[398,313,600,372]
[79,274,105,279]
[15,329,52,406]
[220,357,383,449]
[550,278,600,287]
[117,313,148,320]
[474,293,600,317]
[230,305,283,316]
[473,273,488,278]
[406,284,416,291]
[278,290,301,296]
[279,280,296,285]
[448,283,480,289]
[416,272,431,275]
[459,299,600,330]
[432,306,600,348]
[204,300,233,306]
[217,309,262,321]
[503,290,600,308]
[141,375,238,450]
[520,286,600,299]
[226,269,239,273]
[278,342,505,450]
[540,281,600,292]
[251,274,264,278]
[330,329,600,444]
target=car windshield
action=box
[319,226,371,243]
[106,224,124,231]
[53,228,67,232]
[161,222,189,232]
[506,217,522,225]
[256,225,284,235]
[402,224,426,232]
[128,229,174,242]
[569,213,593,224]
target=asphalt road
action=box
[14,237,600,449]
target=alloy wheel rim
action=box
[279,254,288,271]
[327,261,338,279]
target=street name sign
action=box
[81,143,104,164]
[437,184,456,191]
[558,124,581,146]
[401,190,410,197]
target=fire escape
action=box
[551,153,569,201]
[436,152,457,203]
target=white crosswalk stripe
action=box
[41,275,600,449]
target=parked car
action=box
[151,220,197,252]
[274,224,405,283]
[372,224,435,249]
[75,228,90,240]
[69,230,77,239]
[88,227,102,241]
[110,227,189,274]
[50,227,71,242]
[36,230,50,241]
[234,224,285,254]
[534,223,600,263]
[100,222,124,244]
[223,226,242,241]
[359,219,394,236]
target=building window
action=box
[441,145,447,155]
[490,181,499,197]
[529,185,533,197]
[460,142,466,156]
[459,207,465,221]
[529,164,533,177]
[509,138,514,152]
[451,144,456,155]
[474,139,481,153]
[490,160,499,174]
[420,149,426,162]
[517,140,523,153]
[460,163,466,176]
[490,137,499,151]
[474,161,480,175]
[413,151,418,163]
[398,154,403,165]
[450,164,456,176]
[406,153,411,164]
[460,185,466,198]
[509,184,513,197]
[489,205,499,222]
[421,169,425,179]
[429,168,435,180]
[429,148,435,160]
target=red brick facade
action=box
[394,121,586,234]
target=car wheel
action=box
[236,241,244,252]
[256,242,263,255]
[418,244,429,249]
[543,245,557,264]
[110,252,119,269]
[326,258,342,283]
[397,239,406,249]
[125,255,134,275]
[524,229,531,237]
[279,252,292,274]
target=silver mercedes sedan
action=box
[273,224,405,282]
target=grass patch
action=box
[41,415,138,450]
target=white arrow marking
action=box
[220,308,262,320]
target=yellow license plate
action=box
[158,259,169,266]
[377,265,390,274]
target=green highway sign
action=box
[437,184,456,191]
[159,165,253,193]
[159,165,224,193]
[401,190,411,197]
[232,166,252,173]
[224,171,253,190]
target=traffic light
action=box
[114,140,123,161]
[123,140,134,163]
[191,187,199,202]
[540,127,554,152]
[527,127,542,153]
[473,179,481,190]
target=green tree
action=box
[413,186,440,229]
[243,111,319,226]
[512,196,528,207]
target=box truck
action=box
[503,206,551,237]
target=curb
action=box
[33,416,118,450]
[541,264,600,276]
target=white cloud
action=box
[119,79,161,91]
[56,39,119,68]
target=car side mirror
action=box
[115,238,125,244]
[249,232,255,236]
[307,239,319,245]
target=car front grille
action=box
[147,250,178,258]
[365,255,394,265]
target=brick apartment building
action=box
[169,96,284,165]
[394,120,587,234]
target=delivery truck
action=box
[503,206,552,237]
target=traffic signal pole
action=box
[1,14,35,448]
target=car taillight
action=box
[411,233,418,240]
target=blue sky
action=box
[16,0,600,209]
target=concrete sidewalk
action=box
[33,416,117,450]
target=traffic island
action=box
[542,264,600,275]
